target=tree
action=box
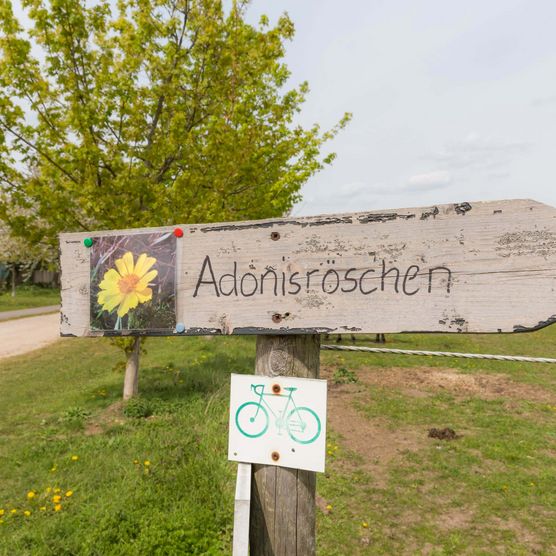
[0,0,350,398]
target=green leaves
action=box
[0,0,349,250]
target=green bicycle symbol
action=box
[235,384,321,445]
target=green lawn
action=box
[0,286,60,312]
[0,330,555,554]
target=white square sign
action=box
[228,374,327,473]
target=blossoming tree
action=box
[0,0,349,398]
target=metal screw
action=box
[270,231,280,241]
[272,383,281,394]
[272,313,282,323]
[271,451,280,462]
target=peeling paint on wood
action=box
[59,199,556,336]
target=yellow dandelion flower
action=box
[10,509,17,514]
[0,510,4,516]
[144,460,151,467]
[45,487,52,494]
[71,455,79,461]
[50,466,57,472]
[39,507,46,512]
[23,510,31,517]
[362,521,369,528]
[54,504,62,512]
[97,252,158,317]
[326,504,332,511]
[27,491,36,500]
[52,495,62,504]
[65,491,73,498]
[54,488,61,493]
[133,459,139,465]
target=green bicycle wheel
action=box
[286,406,321,444]
[235,402,269,438]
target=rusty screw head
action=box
[272,383,281,394]
[271,451,280,462]
[270,231,280,241]
[272,313,282,323]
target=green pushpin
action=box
[83,238,93,248]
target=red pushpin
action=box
[173,227,184,238]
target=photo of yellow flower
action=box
[97,252,157,318]
[90,233,176,331]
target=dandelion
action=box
[0,510,4,517]
[10,509,17,515]
[52,495,62,504]
[361,521,369,528]
[45,487,52,494]
[23,510,31,517]
[54,504,62,512]
[53,488,61,493]
[144,460,151,467]
[50,466,57,472]
[97,252,158,318]
[27,491,36,500]
[133,459,139,465]
[65,491,73,498]
[71,455,79,461]
[326,504,332,511]
[39,507,46,512]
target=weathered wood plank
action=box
[249,334,320,556]
[60,199,556,336]
[233,462,252,556]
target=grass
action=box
[0,329,555,554]
[0,285,60,312]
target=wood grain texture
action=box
[249,335,319,556]
[60,199,556,336]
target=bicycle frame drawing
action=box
[235,383,321,445]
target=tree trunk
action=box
[249,334,320,556]
[11,264,16,297]
[123,337,141,400]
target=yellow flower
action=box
[27,491,36,500]
[52,495,62,504]
[361,521,369,528]
[50,466,57,472]
[0,510,4,516]
[97,252,157,317]
[71,455,79,461]
[10,509,17,514]
[144,460,151,467]
[23,510,31,517]
[39,507,46,512]
[65,491,73,498]
[54,504,62,512]
[133,459,139,465]
[45,487,52,494]
[326,504,332,511]
[54,488,61,493]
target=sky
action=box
[245,0,556,216]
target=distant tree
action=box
[0,0,350,398]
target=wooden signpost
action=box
[59,199,556,555]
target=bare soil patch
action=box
[325,381,426,487]
[346,365,553,403]
[85,401,125,435]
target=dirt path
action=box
[0,313,61,359]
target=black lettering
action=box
[218,262,237,296]
[261,268,278,296]
[240,273,258,297]
[281,272,286,296]
[428,266,452,293]
[288,272,302,295]
[341,268,358,293]
[306,269,319,291]
[359,269,378,294]
[381,260,400,293]
[193,255,220,297]
[322,269,340,294]
[403,265,420,296]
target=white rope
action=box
[320,344,556,364]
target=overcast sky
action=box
[246,0,556,216]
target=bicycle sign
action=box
[228,374,327,472]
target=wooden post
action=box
[249,334,320,556]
